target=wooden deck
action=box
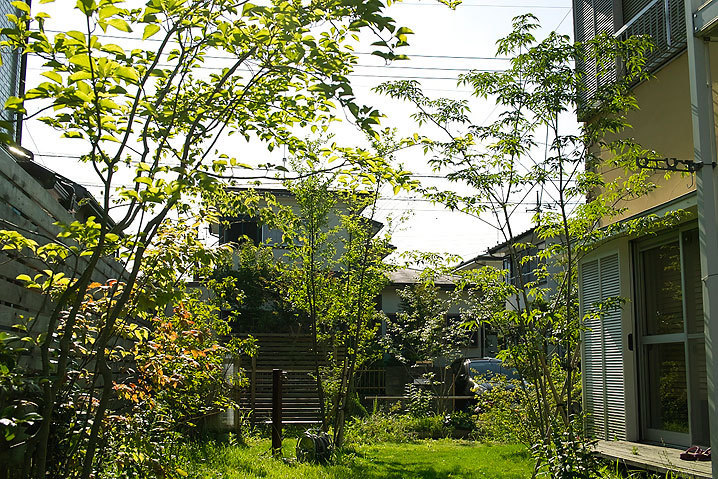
[595,440,711,479]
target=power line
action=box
[27,62,503,79]
[39,29,512,61]
[355,64,493,72]
[397,2,571,7]
[355,52,509,60]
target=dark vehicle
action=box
[468,358,521,392]
[450,358,522,411]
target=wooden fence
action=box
[0,146,124,332]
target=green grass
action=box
[188,438,533,479]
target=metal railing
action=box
[355,368,386,398]
[614,0,687,74]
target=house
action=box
[209,187,489,416]
[455,229,565,352]
[454,252,503,272]
[208,185,391,425]
[210,186,385,261]
[376,267,490,398]
[573,0,718,465]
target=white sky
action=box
[20,0,577,263]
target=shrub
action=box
[405,382,436,417]
[345,411,453,445]
[474,383,535,445]
[443,411,476,432]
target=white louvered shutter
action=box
[581,259,606,438]
[599,254,626,439]
[574,0,616,115]
[581,253,625,440]
[622,0,653,22]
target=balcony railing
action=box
[614,0,687,74]
[578,0,687,119]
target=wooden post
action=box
[234,356,241,432]
[451,371,456,412]
[250,355,256,413]
[271,368,283,458]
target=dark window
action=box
[503,243,545,287]
[220,216,260,245]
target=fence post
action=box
[271,368,283,458]
[451,371,456,412]
[250,355,256,413]
[234,356,241,432]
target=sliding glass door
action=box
[636,228,709,447]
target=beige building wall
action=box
[597,44,718,223]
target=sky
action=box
[19,0,577,263]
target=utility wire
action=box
[398,2,570,8]
[38,29,512,61]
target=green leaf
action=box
[107,18,132,33]
[16,274,31,282]
[101,43,125,55]
[134,176,152,186]
[98,5,120,20]
[68,53,91,69]
[4,97,23,109]
[75,0,96,14]
[69,71,93,82]
[11,1,31,14]
[40,71,62,84]
[115,66,139,83]
[142,24,160,40]
[62,131,84,139]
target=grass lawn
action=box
[189,438,533,479]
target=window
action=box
[261,224,284,247]
[219,216,260,245]
[503,242,546,287]
[636,227,708,446]
[581,252,625,440]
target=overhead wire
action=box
[28,4,577,224]
[38,29,514,61]
[397,2,570,8]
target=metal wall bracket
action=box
[636,157,704,172]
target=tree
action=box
[207,148,396,448]
[212,241,304,334]
[383,281,468,366]
[377,14,666,477]
[0,0,411,476]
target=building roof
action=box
[388,268,457,286]
[454,253,503,271]
[224,184,385,234]
[486,227,537,255]
[4,145,115,227]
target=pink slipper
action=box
[697,448,711,461]
[680,446,703,461]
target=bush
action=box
[473,383,535,445]
[443,411,476,432]
[405,382,436,417]
[345,411,453,445]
